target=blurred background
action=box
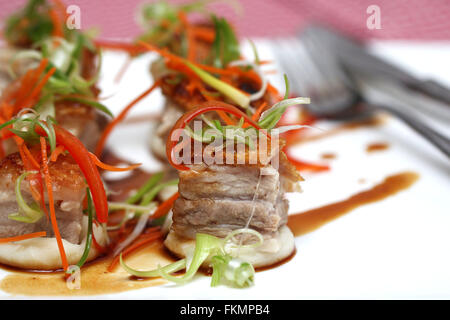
[1,0,449,41]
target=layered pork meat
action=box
[171,154,302,241]
[0,152,87,244]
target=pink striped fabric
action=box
[0,0,449,41]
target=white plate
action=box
[1,40,449,299]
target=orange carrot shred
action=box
[95,80,161,157]
[89,152,141,172]
[0,231,47,244]
[252,102,267,121]
[53,0,68,19]
[49,8,63,38]
[21,67,56,109]
[16,141,45,210]
[152,192,179,219]
[40,137,69,271]
[94,40,145,56]
[191,26,215,43]
[285,151,329,172]
[21,144,41,169]
[216,110,235,126]
[50,145,65,162]
[13,59,49,110]
[241,102,267,129]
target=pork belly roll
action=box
[165,149,302,268]
[0,152,107,270]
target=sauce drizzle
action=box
[287,171,419,237]
[366,142,389,153]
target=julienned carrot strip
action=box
[49,8,63,37]
[13,59,48,110]
[107,231,162,272]
[88,152,141,172]
[50,145,65,162]
[0,128,14,141]
[216,110,235,125]
[191,26,215,43]
[253,102,267,120]
[94,40,144,55]
[53,0,68,19]
[284,151,329,172]
[16,141,45,215]
[1,103,14,120]
[266,83,283,101]
[94,80,161,157]
[21,67,56,109]
[22,144,41,169]
[40,137,69,271]
[139,42,195,76]
[242,102,267,128]
[152,192,179,219]
[0,231,47,244]
[139,41,262,90]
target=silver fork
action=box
[270,32,450,157]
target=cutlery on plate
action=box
[302,25,450,107]
[271,33,450,157]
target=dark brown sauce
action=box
[0,239,174,296]
[321,152,337,160]
[288,171,419,237]
[366,142,390,153]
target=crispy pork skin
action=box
[0,152,86,244]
